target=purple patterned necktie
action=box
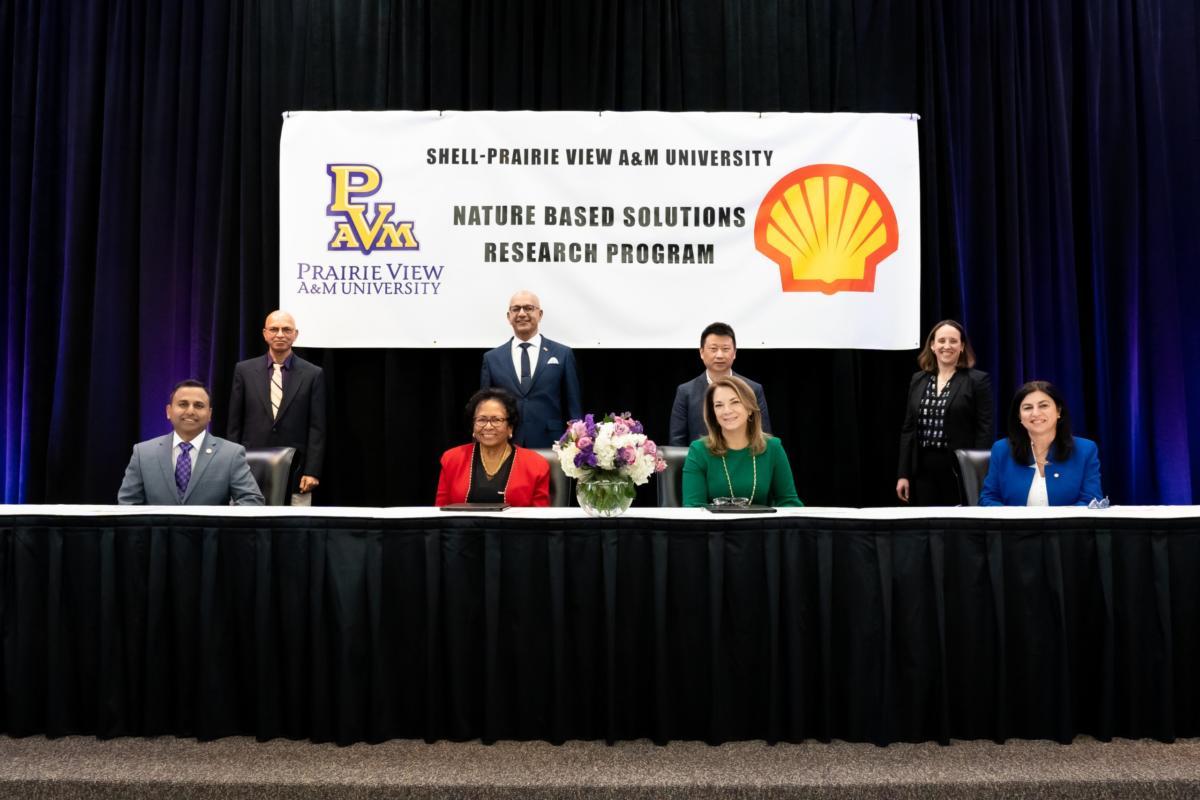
[176,441,193,498]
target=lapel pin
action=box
[1053,472,1059,478]
[206,448,214,455]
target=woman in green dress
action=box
[681,375,803,507]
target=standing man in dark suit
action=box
[227,310,326,505]
[669,321,772,445]
[118,380,264,505]
[480,290,582,447]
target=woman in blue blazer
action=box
[979,380,1103,506]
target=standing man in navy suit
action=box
[669,321,772,445]
[227,310,326,505]
[480,290,582,447]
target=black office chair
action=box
[953,448,992,506]
[531,448,573,507]
[244,447,297,506]
[655,446,691,507]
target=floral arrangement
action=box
[553,412,667,485]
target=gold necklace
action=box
[720,450,757,504]
[466,443,513,501]
[480,444,511,478]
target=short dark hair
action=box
[169,379,211,405]
[464,387,520,436]
[1007,380,1075,464]
[916,319,976,372]
[700,321,737,349]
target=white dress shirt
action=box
[171,430,207,469]
[509,333,543,380]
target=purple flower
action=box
[574,450,598,468]
[618,446,636,465]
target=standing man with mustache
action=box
[227,310,327,504]
[669,321,772,446]
[480,290,582,448]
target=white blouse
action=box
[1026,465,1049,507]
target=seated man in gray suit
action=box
[118,380,264,505]
[668,321,772,445]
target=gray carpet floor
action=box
[3,734,1200,799]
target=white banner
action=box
[279,111,920,348]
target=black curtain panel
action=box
[3,512,1199,744]
[2,0,1198,506]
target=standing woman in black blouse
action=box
[896,320,993,505]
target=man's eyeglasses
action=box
[508,305,539,314]
[474,416,509,428]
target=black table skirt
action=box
[2,513,1198,745]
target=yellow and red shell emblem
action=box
[754,164,899,294]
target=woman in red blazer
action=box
[435,388,550,506]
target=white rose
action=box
[557,443,588,479]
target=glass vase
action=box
[576,476,636,518]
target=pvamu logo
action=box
[327,164,419,255]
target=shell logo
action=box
[754,164,899,294]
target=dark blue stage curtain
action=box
[2,0,1197,506]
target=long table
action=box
[2,505,1198,745]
